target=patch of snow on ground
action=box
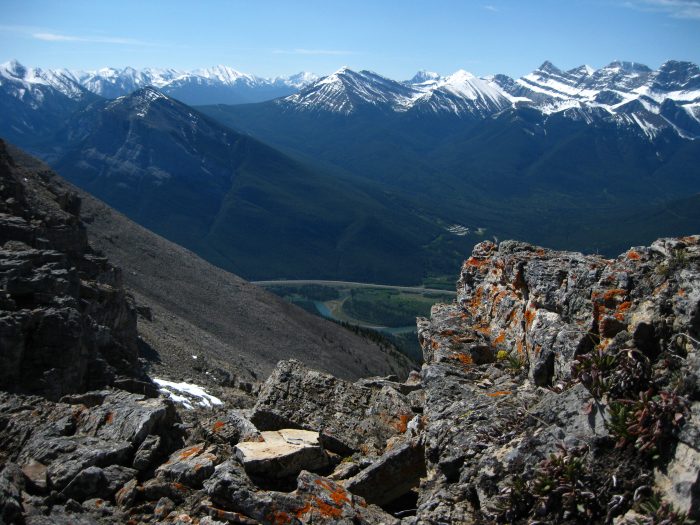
[153,378,223,409]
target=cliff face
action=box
[0,139,150,399]
[416,237,700,523]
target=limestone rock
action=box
[345,438,426,506]
[204,410,263,445]
[654,401,700,519]
[251,360,414,455]
[414,236,700,523]
[132,434,161,471]
[21,460,48,493]
[234,429,329,479]
[205,462,398,524]
[155,443,219,488]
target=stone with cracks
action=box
[345,438,426,506]
[251,360,414,455]
[234,429,329,478]
[155,443,218,489]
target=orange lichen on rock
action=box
[314,479,351,506]
[614,301,632,321]
[296,495,345,520]
[171,482,188,493]
[467,287,484,313]
[494,332,506,344]
[603,288,627,302]
[475,324,491,336]
[272,510,293,524]
[523,308,536,328]
[486,391,511,397]
[627,250,641,260]
[452,352,474,366]
[465,256,489,268]
[212,421,225,433]
[313,497,344,519]
[295,503,313,520]
[178,445,204,460]
[392,413,412,434]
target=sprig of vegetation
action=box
[608,389,688,457]
[572,347,617,398]
[636,495,692,524]
[496,349,528,375]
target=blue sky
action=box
[2,0,699,79]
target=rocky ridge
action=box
[1,163,698,524]
[0,139,151,399]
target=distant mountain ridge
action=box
[3,58,699,138]
[271,59,700,140]
[0,60,319,105]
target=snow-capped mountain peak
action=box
[435,69,506,104]
[407,70,441,85]
[47,63,320,104]
[283,67,420,114]
[1,59,27,78]
[0,59,92,105]
[192,65,258,85]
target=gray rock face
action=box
[155,443,219,488]
[655,401,700,519]
[345,438,425,506]
[0,389,178,495]
[251,360,415,455]
[0,139,149,399]
[205,462,399,524]
[415,237,700,523]
[0,463,25,525]
[202,410,263,446]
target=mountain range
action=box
[1,58,699,284]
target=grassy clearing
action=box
[342,288,453,327]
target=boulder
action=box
[132,434,161,471]
[251,360,414,455]
[234,429,329,479]
[204,410,263,445]
[205,462,398,524]
[345,438,426,506]
[61,464,136,501]
[155,443,218,488]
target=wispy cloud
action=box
[623,0,700,19]
[32,32,150,45]
[0,24,159,45]
[483,5,499,12]
[272,48,355,56]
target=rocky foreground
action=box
[1,139,699,523]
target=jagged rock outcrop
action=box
[415,237,699,523]
[0,139,150,398]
